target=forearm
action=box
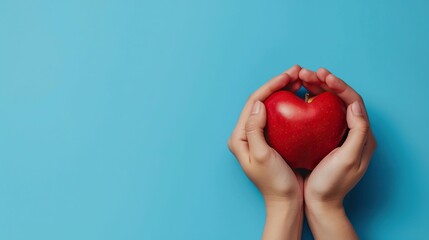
[262,198,303,240]
[305,201,358,240]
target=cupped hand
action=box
[227,65,304,204]
[299,67,377,207]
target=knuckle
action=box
[357,94,363,102]
[320,67,328,72]
[356,121,370,135]
[280,72,290,79]
[325,71,338,84]
[366,139,377,153]
[358,161,370,175]
[252,148,271,162]
[361,121,370,131]
[369,142,377,154]
[305,183,333,200]
[368,132,377,151]
[339,156,360,170]
[316,67,329,77]
[343,160,359,170]
[245,118,260,134]
[371,135,378,149]
[227,138,234,151]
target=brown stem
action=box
[305,93,310,103]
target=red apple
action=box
[264,91,347,170]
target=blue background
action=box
[1,0,428,239]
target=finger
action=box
[289,80,302,93]
[231,69,295,143]
[315,67,331,82]
[227,136,249,166]
[340,101,370,167]
[299,68,324,95]
[303,82,324,95]
[230,65,300,164]
[316,68,368,113]
[359,130,377,171]
[284,64,302,80]
[245,71,293,111]
[250,65,299,101]
[299,68,321,84]
[245,101,272,163]
[285,65,302,92]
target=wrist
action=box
[262,196,303,240]
[263,191,303,206]
[305,198,343,214]
[305,199,358,240]
[305,198,346,224]
[265,195,302,215]
[264,195,303,219]
[305,200,345,222]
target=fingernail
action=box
[252,101,261,114]
[351,101,363,116]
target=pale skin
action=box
[227,65,377,240]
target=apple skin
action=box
[264,91,347,170]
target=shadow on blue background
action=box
[344,102,426,239]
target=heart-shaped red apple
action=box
[264,91,347,170]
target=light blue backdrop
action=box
[1,0,428,239]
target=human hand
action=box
[228,65,304,240]
[299,67,377,239]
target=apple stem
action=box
[305,93,310,103]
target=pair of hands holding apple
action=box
[228,65,377,239]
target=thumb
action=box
[245,101,271,162]
[341,101,370,159]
